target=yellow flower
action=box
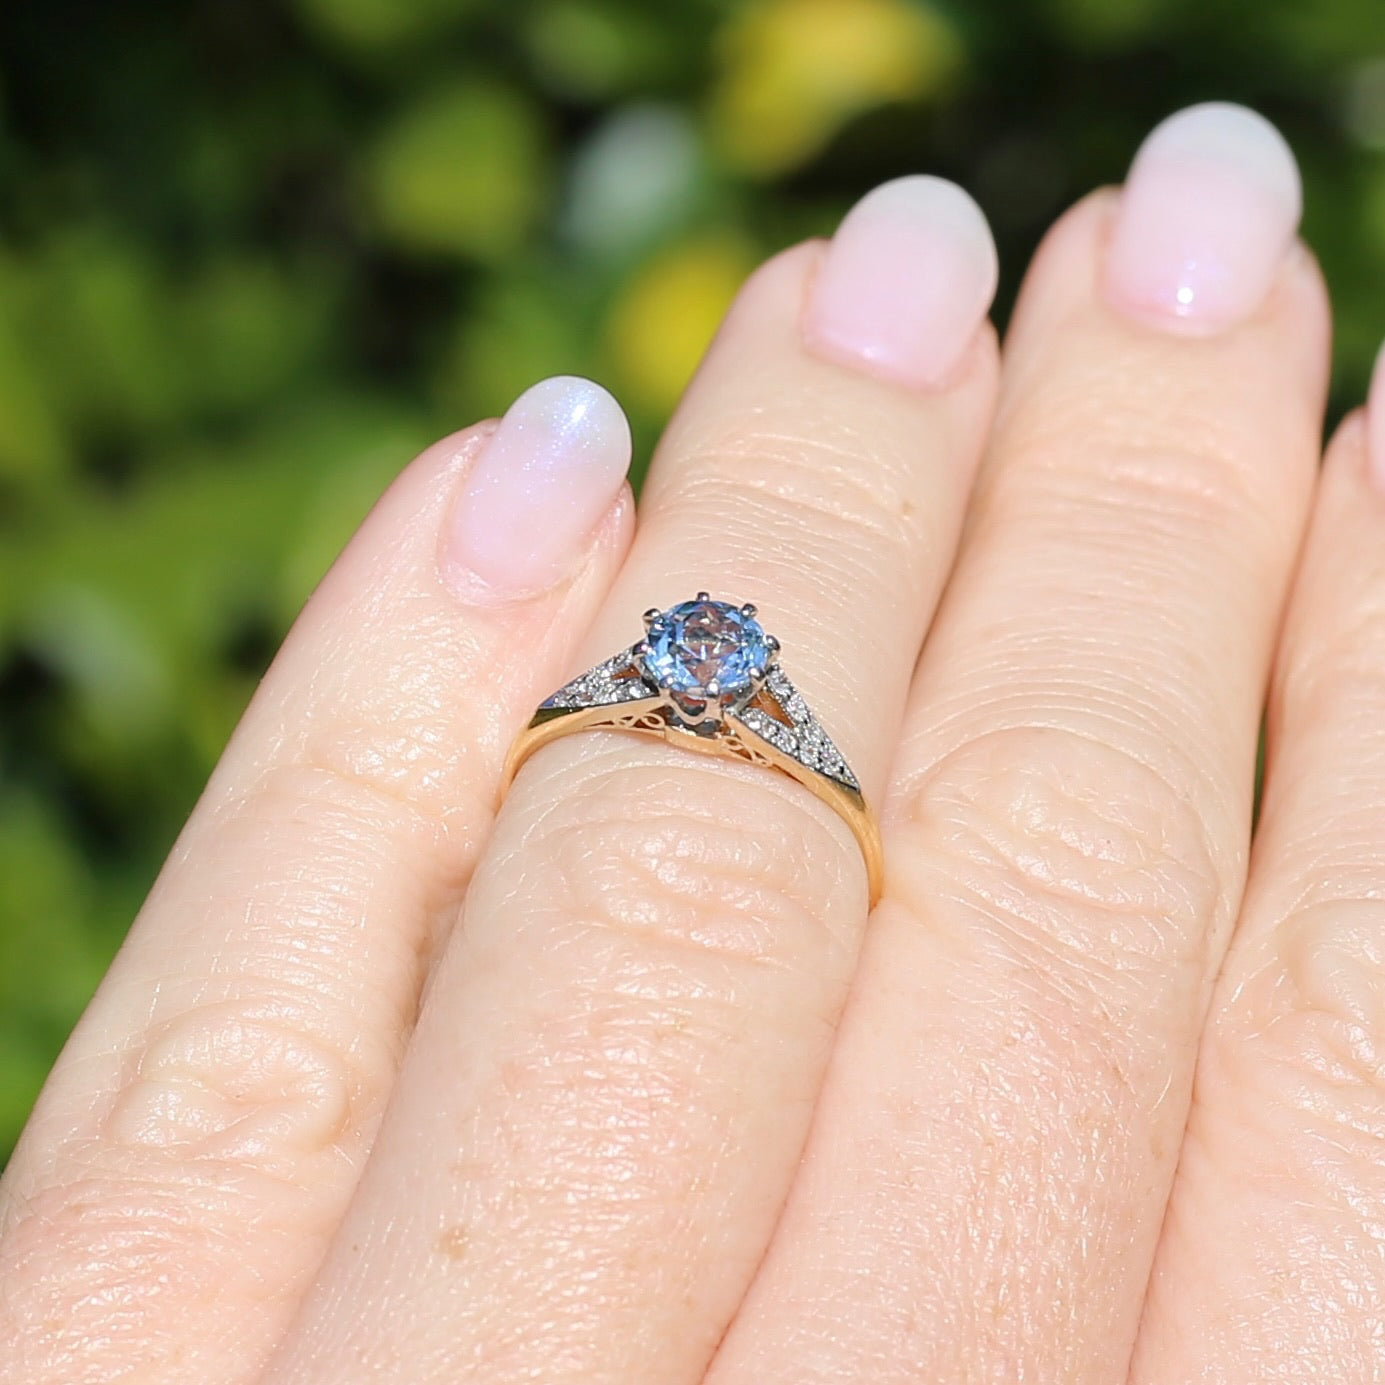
[606,237,757,414]
[709,0,962,177]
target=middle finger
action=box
[707,103,1330,1383]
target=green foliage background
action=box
[3,0,1384,1161]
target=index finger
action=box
[0,380,633,1385]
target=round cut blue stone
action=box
[642,598,769,700]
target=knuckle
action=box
[894,725,1225,989]
[1252,898,1385,1117]
[514,750,857,977]
[449,747,864,1241]
[0,1011,364,1370]
[105,1000,362,1168]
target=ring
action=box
[501,594,883,905]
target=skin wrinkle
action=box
[659,479,904,591]
[992,363,1302,494]
[661,419,944,528]
[189,767,438,999]
[2,1167,327,1381]
[644,482,916,616]
[1130,432,1385,1383]
[511,765,850,974]
[895,499,1269,804]
[892,711,1240,910]
[667,464,927,570]
[1278,607,1385,718]
[515,730,862,886]
[273,647,488,827]
[260,755,476,977]
[1249,959,1385,1130]
[900,664,1249,816]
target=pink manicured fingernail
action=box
[803,175,998,389]
[1105,102,1301,332]
[1367,344,1385,494]
[446,376,631,593]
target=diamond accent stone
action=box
[541,644,655,710]
[732,667,858,792]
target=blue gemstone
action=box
[642,598,769,700]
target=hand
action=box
[2,101,1378,1384]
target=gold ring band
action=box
[500,596,883,906]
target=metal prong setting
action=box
[642,607,661,631]
[667,686,725,731]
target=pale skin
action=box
[3,103,1385,1382]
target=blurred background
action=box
[3,0,1385,1162]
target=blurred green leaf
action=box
[367,82,551,260]
[293,0,487,56]
[34,230,183,438]
[0,789,105,1153]
[0,257,69,488]
[175,257,338,416]
[437,267,595,420]
[523,0,697,100]
[1041,0,1176,51]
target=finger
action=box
[261,178,1000,1384]
[704,105,1330,1383]
[0,378,634,1385]
[1130,402,1385,1382]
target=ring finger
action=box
[262,177,999,1382]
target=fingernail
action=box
[1367,343,1385,494]
[802,175,998,389]
[446,376,632,593]
[1105,102,1301,332]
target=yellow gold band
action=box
[501,696,884,907]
